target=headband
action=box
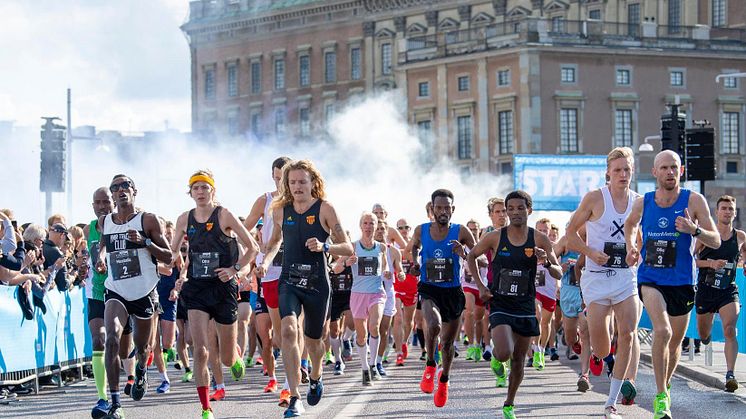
[189,174,215,188]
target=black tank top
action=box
[280,199,330,288]
[697,229,740,289]
[489,227,538,316]
[186,206,239,281]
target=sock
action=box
[331,337,342,361]
[416,329,425,348]
[368,336,379,366]
[216,383,225,390]
[197,386,210,410]
[92,351,107,400]
[485,345,492,354]
[301,359,309,370]
[604,353,615,363]
[127,374,135,383]
[269,374,276,381]
[283,378,289,390]
[376,354,383,364]
[357,342,369,371]
[440,373,449,383]
[607,377,623,407]
[185,366,192,373]
[160,371,169,383]
[343,328,354,341]
[110,391,120,406]
[426,360,437,368]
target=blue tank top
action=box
[560,251,580,287]
[351,240,385,294]
[419,222,461,288]
[638,189,696,286]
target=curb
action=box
[638,351,727,391]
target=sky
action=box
[0,0,191,133]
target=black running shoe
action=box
[131,365,148,401]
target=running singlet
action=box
[585,186,638,278]
[698,229,740,290]
[419,222,462,288]
[103,212,160,300]
[638,189,696,286]
[489,227,538,316]
[330,266,354,293]
[256,192,283,283]
[280,199,330,290]
[186,206,239,282]
[87,219,107,301]
[351,240,385,294]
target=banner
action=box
[513,154,607,211]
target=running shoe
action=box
[463,336,470,346]
[284,396,305,418]
[420,351,427,361]
[264,379,278,393]
[210,388,225,402]
[278,389,291,407]
[307,377,324,406]
[91,399,111,419]
[300,366,309,384]
[402,343,409,359]
[420,365,436,393]
[334,360,345,375]
[620,379,637,405]
[577,374,590,392]
[726,371,739,393]
[396,354,404,366]
[473,346,483,363]
[156,380,170,394]
[549,348,559,361]
[146,351,154,367]
[482,349,492,362]
[166,348,176,362]
[376,362,387,377]
[173,361,182,370]
[653,391,671,419]
[572,340,582,355]
[382,354,390,364]
[274,347,282,361]
[491,358,508,388]
[181,371,193,383]
[362,369,373,386]
[604,354,615,377]
[342,341,352,362]
[604,405,621,419]
[231,358,246,381]
[123,378,134,396]
[532,351,544,371]
[324,351,334,366]
[202,408,214,419]
[106,404,125,419]
[256,356,263,366]
[465,347,475,361]
[589,355,604,376]
[433,378,448,407]
[502,404,516,419]
[131,365,148,401]
[370,365,381,381]
[245,357,256,368]
[565,346,579,360]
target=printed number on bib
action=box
[288,263,315,289]
[535,269,546,287]
[90,241,101,271]
[272,246,284,267]
[497,268,530,297]
[425,258,454,283]
[644,239,676,268]
[332,272,353,292]
[110,250,141,281]
[464,272,473,283]
[357,256,380,277]
[603,242,628,269]
[191,252,220,279]
[704,262,735,289]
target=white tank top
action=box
[256,192,281,283]
[383,246,395,293]
[460,249,486,290]
[535,264,558,299]
[585,186,639,276]
[103,212,160,300]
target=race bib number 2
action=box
[111,250,141,281]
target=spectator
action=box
[43,223,70,291]
[0,210,25,271]
[47,213,67,229]
[22,224,47,250]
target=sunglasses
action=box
[110,180,133,193]
[52,227,67,234]
[397,226,410,230]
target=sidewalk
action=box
[638,333,746,397]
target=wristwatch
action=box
[233,263,242,272]
[692,227,702,237]
[543,261,552,269]
[323,243,330,252]
[144,238,152,247]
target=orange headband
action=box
[189,174,215,188]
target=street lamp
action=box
[638,135,660,152]
[715,72,746,84]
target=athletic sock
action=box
[300,359,309,370]
[92,351,107,400]
[607,377,623,407]
[368,336,379,367]
[185,366,192,373]
[216,383,225,390]
[426,360,437,368]
[160,371,169,383]
[343,328,354,341]
[283,378,289,390]
[357,342,369,370]
[331,337,342,361]
[110,391,120,406]
[440,373,449,383]
[197,386,210,410]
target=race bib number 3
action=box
[704,262,735,289]
[358,256,380,277]
[426,258,454,283]
[497,268,530,297]
[644,239,677,268]
[111,250,141,281]
[603,242,628,269]
[192,252,220,279]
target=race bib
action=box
[89,241,101,271]
[401,259,412,274]
[535,269,546,287]
[568,265,579,286]
[358,256,380,277]
[603,242,628,269]
[704,262,735,289]
[288,263,316,290]
[464,271,473,283]
[272,245,284,267]
[644,239,677,268]
[191,252,220,279]
[425,258,454,283]
[497,268,530,297]
[331,271,353,292]
[110,250,141,281]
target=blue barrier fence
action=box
[0,285,90,377]
[639,270,746,353]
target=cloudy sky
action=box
[0,0,191,132]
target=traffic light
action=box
[685,127,716,181]
[40,117,66,193]
[660,106,686,157]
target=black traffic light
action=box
[660,105,686,157]
[685,127,716,181]
[40,117,66,193]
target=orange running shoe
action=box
[209,388,225,401]
[278,388,291,407]
[420,365,436,394]
[434,378,449,407]
[590,354,604,376]
[396,354,404,366]
[402,343,409,359]
[264,379,278,393]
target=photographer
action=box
[43,223,71,291]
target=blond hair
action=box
[272,159,327,210]
[487,197,505,215]
[607,147,634,168]
[536,217,552,226]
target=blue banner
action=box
[513,154,607,211]
[0,286,90,374]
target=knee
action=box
[724,324,737,340]
[93,334,106,351]
[495,347,511,362]
[193,345,208,362]
[656,326,673,342]
[105,334,120,353]
[281,324,298,344]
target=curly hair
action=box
[272,159,326,210]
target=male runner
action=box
[96,175,173,419]
[257,159,353,417]
[463,219,488,362]
[483,197,509,362]
[393,218,417,366]
[328,254,354,375]
[410,189,476,407]
[695,195,745,392]
[467,190,561,419]
[624,150,720,419]
[532,218,560,369]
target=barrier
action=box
[639,270,746,353]
[0,285,91,384]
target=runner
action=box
[173,243,193,384]
[482,197,509,362]
[256,159,353,417]
[410,189,476,407]
[170,170,260,419]
[95,175,174,419]
[374,219,406,377]
[153,219,181,395]
[462,219,488,363]
[623,150,721,419]
[694,195,745,392]
[328,251,354,375]
[466,190,561,419]
[532,218,560,369]
[393,218,417,366]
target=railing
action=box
[656,24,696,39]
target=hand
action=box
[346,254,358,266]
[215,267,237,283]
[626,246,640,267]
[675,209,697,235]
[450,240,466,259]
[305,238,324,252]
[126,229,145,245]
[534,246,548,264]
[709,259,727,270]
[54,257,66,270]
[22,279,32,293]
[589,250,610,266]
[408,262,421,277]
[254,264,267,279]
[96,259,107,274]
[169,288,179,302]
[478,287,493,303]
[383,271,392,280]
[396,271,405,282]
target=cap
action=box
[51,223,68,234]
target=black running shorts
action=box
[278,278,330,340]
[638,283,695,317]
[417,283,465,324]
[104,288,159,320]
[489,312,540,337]
[329,291,351,322]
[695,283,740,315]
[181,278,238,325]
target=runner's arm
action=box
[391,246,405,281]
[243,193,267,234]
[466,230,499,297]
[388,226,407,249]
[223,208,260,278]
[689,193,721,250]
[460,224,477,249]
[142,213,174,264]
[624,196,644,266]
[409,225,422,270]
[321,202,354,257]
[170,212,189,264]
[537,232,562,280]
[566,191,599,256]
[259,207,284,272]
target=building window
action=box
[457,115,473,159]
[670,70,684,87]
[726,161,738,174]
[498,110,514,154]
[227,64,238,97]
[458,76,470,91]
[500,161,513,175]
[204,68,216,100]
[251,61,261,94]
[299,107,310,137]
[615,109,633,147]
[274,59,285,90]
[712,0,726,27]
[299,55,310,87]
[497,69,510,87]
[325,103,336,125]
[589,9,601,20]
[251,112,262,138]
[381,43,392,75]
[274,108,286,136]
[616,69,631,86]
[723,75,738,89]
[324,51,336,83]
[561,66,576,83]
[551,16,565,33]
[559,108,579,153]
[417,120,432,137]
[668,0,681,34]
[418,82,430,98]
[350,47,361,80]
[227,111,239,136]
[628,3,641,37]
[722,112,740,154]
